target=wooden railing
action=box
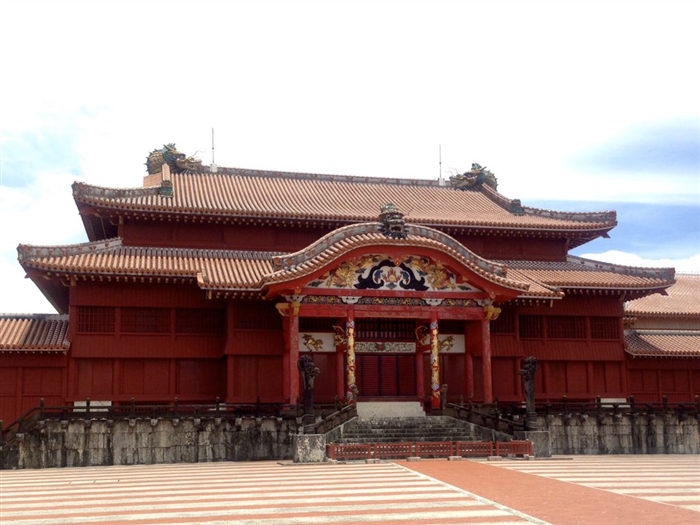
[538,395,700,423]
[445,395,700,435]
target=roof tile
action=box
[625,330,700,357]
[0,314,70,352]
[19,235,674,300]
[73,170,617,235]
[626,274,700,317]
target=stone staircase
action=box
[335,416,478,444]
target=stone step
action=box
[338,436,474,444]
[335,415,479,446]
[341,431,474,438]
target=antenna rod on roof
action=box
[438,145,443,186]
[210,128,217,173]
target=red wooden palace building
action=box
[1,146,698,424]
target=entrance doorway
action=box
[356,354,416,397]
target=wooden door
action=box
[357,354,416,397]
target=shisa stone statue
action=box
[519,356,538,430]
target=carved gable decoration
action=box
[306,255,479,292]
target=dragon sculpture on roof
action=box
[146,143,203,175]
[449,163,498,191]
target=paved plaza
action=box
[1,456,698,525]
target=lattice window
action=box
[491,310,515,334]
[234,302,281,330]
[518,315,543,339]
[121,308,171,333]
[439,320,465,334]
[77,307,115,333]
[176,309,225,334]
[590,317,620,340]
[547,316,586,339]
[299,318,334,332]
[356,318,416,341]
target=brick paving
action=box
[488,455,700,513]
[402,455,700,525]
[0,462,541,524]
[1,456,698,524]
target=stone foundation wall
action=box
[4,413,698,469]
[543,413,699,455]
[2,416,299,469]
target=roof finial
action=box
[379,203,407,239]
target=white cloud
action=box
[576,250,700,274]
[0,171,85,313]
[1,1,698,312]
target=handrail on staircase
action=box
[447,402,525,435]
[309,403,357,434]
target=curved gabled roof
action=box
[265,221,530,293]
[0,314,70,352]
[72,167,616,243]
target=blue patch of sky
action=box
[528,200,700,259]
[0,117,83,188]
[567,117,700,174]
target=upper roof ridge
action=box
[73,181,162,198]
[522,203,617,223]
[567,255,675,280]
[216,166,442,187]
[18,238,123,260]
[0,313,69,320]
[18,237,287,262]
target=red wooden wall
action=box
[226,301,284,403]
[626,357,700,403]
[0,353,66,424]
[119,218,572,263]
[4,291,698,424]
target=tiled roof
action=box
[19,236,674,302]
[625,330,700,357]
[18,239,276,290]
[72,169,617,235]
[0,314,70,352]
[503,256,675,297]
[625,274,700,318]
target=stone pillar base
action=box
[514,430,551,458]
[293,434,326,463]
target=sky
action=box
[1,1,698,313]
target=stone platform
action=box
[356,401,425,418]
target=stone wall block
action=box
[544,413,699,455]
